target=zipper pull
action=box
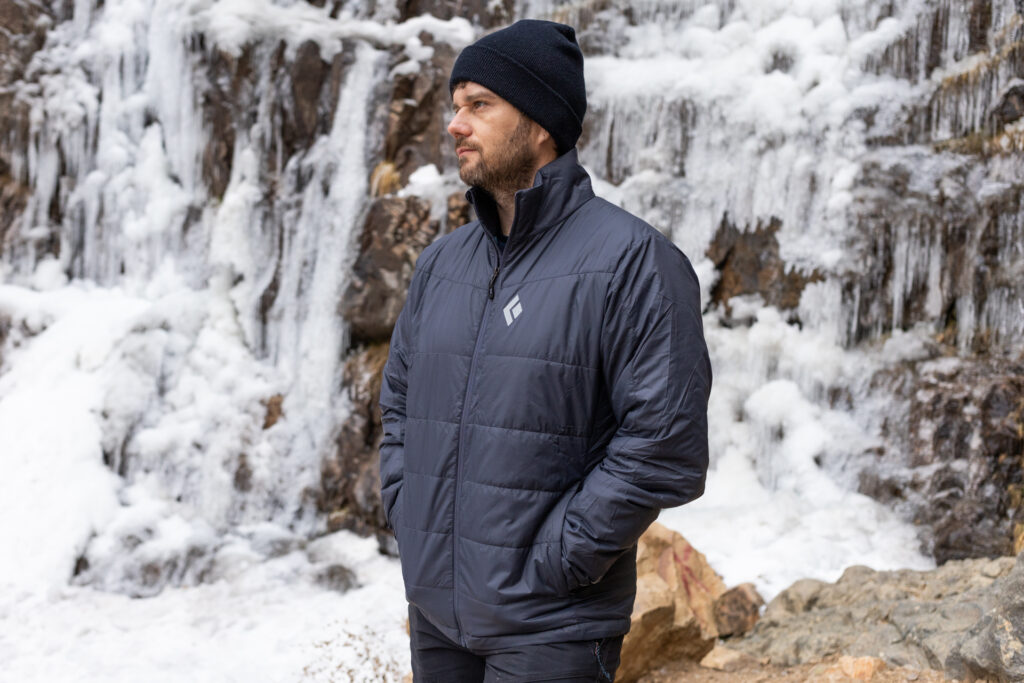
[488,264,499,300]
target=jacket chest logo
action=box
[502,293,523,326]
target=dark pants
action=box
[408,604,624,682]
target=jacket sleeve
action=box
[378,277,416,534]
[560,235,712,591]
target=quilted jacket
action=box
[378,147,711,652]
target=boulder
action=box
[713,582,765,637]
[617,522,727,683]
[947,552,1024,682]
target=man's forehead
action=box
[452,82,499,103]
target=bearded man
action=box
[378,19,712,682]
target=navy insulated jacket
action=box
[378,148,711,651]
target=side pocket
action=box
[527,485,577,597]
[389,486,404,538]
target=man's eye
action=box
[473,101,485,109]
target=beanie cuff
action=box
[449,43,583,154]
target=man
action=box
[378,19,711,682]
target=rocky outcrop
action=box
[397,0,513,29]
[200,38,356,202]
[339,196,440,345]
[840,154,1024,355]
[731,555,1017,674]
[0,0,53,253]
[619,523,727,683]
[948,552,1024,682]
[860,356,1024,563]
[384,34,457,186]
[320,343,390,538]
[706,215,822,316]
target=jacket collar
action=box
[465,147,595,245]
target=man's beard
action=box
[457,115,538,197]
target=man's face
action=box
[447,82,541,196]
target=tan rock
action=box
[370,161,402,197]
[617,522,727,683]
[714,582,765,637]
[822,655,887,680]
[699,644,757,672]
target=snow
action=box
[0,531,409,683]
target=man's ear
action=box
[533,122,557,155]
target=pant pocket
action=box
[592,637,622,682]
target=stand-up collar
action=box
[465,147,595,245]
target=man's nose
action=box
[447,110,471,139]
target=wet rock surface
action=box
[860,356,1024,563]
[338,196,440,345]
[706,215,823,314]
[385,34,457,186]
[0,0,52,252]
[397,0,512,28]
[320,343,390,538]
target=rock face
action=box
[0,0,52,253]
[618,523,727,683]
[339,196,440,345]
[732,556,1017,673]
[385,35,458,186]
[947,552,1024,682]
[320,343,390,538]
[706,215,823,315]
[860,357,1024,564]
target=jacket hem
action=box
[462,617,631,654]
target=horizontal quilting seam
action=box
[459,534,557,550]
[417,268,488,291]
[466,421,588,439]
[405,415,460,426]
[403,469,454,480]
[419,267,615,291]
[398,524,452,536]
[405,580,454,590]
[482,352,598,372]
[461,477,568,494]
[409,350,473,359]
[500,268,616,288]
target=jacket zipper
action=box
[453,232,503,647]
[456,193,524,647]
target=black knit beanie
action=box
[449,19,587,155]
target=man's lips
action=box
[457,147,477,157]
